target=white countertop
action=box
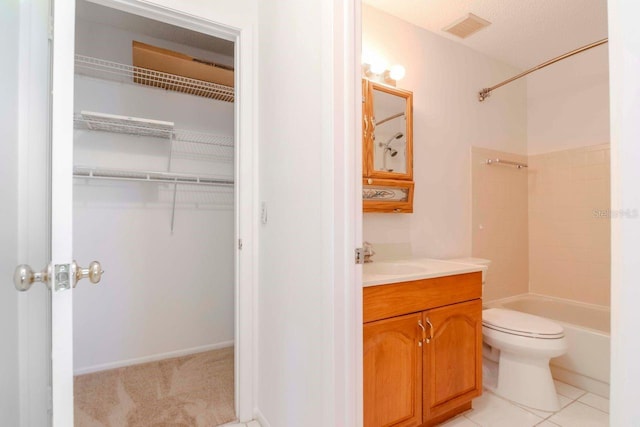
[363,258,487,287]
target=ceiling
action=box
[76,1,235,57]
[361,0,608,70]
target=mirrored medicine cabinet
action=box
[362,79,414,213]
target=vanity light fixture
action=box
[388,65,406,81]
[361,48,406,85]
[362,62,406,86]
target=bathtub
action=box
[486,294,610,398]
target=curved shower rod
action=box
[376,112,405,126]
[478,38,608,102]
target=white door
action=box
[9,0,81,425]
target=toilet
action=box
[482,308,568,411]
[447,258,568,412]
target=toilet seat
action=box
[483,308,564,339]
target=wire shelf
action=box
[75,111,174,138]
[75,55,235,102]
[73,166,234,187]
[74,112,234,160]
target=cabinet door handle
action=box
[417,320,426,346]
[425,318,434,344]
[363,115,369,136]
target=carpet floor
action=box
[74,347,235,427]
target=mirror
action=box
[363,80,413,181]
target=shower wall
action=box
[472,144,611,306]
[528,145,611,306]
[526,42,611,307]
[471,147,529,302]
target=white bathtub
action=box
[486,294,610,398]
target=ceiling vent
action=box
[443,13,491,39]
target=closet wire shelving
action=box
[75,54,235,102]
[73,53,236,231]
[73,112,235,162]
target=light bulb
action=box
[369,55,388,75]
[389,64,406,81]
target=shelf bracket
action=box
[170,182,178,234]
[168,132,175,172]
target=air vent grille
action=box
[443,13,491,39]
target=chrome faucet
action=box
[363,241,375,263]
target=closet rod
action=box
[74,168,234,186]
[478,38,608,102]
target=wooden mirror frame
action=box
[363,79,413,181]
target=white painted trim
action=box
[50,0,77,425]
[44,0,258,424]
[73,341,234,376]
[327,0,362,425]
[353,3,364,427]
[234,21,258,425]
[608,0,640,424]
[253,409,271,427]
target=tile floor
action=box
[221,380,609,427]
[440,380,609,427]
[221,421,261,427]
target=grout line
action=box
[461,413,482,426]
[572,399,610,415]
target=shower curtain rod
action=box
[478,38,608,102]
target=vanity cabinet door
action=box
[423,299,483,422]
[364,312,423,427]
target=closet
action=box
[71,2,237,425]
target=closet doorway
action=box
[68,1,251,425]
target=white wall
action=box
[0,0,21,424]
[72,20,235,373]
[257,0,352,424]
[527,44,610,155]
[362,5,527,259]
[608,0,640,423]
[257,0,328,422]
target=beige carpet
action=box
[74,347,236,427]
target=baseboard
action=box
[550,364,610,398]
[74,340,234,376]
[254,409,271,427]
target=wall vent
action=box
[443,13,491,39]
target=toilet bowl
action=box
[482,308,568,412]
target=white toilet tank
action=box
[446,257,491,283]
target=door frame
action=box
[31,0,257,423]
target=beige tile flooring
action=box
[439,380,609,427]
[222,422,261,427]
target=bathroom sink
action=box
[364,262,429,276]
[362,258,488,287]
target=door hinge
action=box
[238,239,243,250]
[355,247,365,264]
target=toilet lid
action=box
[483,308,564,339]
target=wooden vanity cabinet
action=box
[363,272,483,427]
